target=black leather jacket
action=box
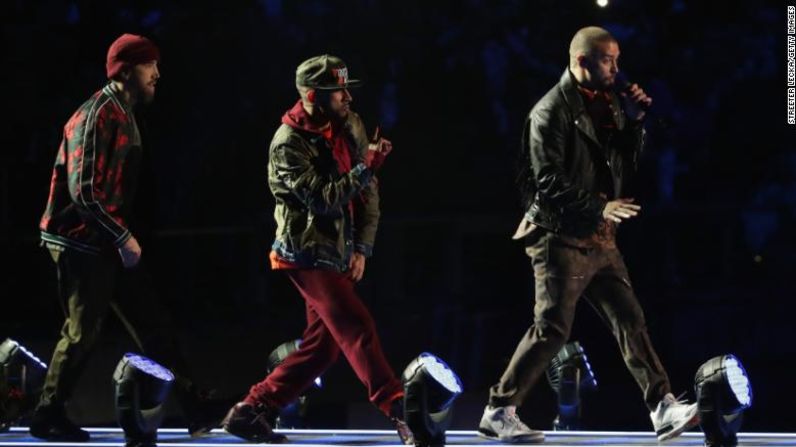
[521,69,645,238]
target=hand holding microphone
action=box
[615,72,653,121]
[365,126,393,171]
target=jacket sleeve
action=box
[348,117,380,257]
[270,140,373,217]
[68,102,132,248]
[528,107,606,222]
[352,180,379,257]
[615,118,646,174]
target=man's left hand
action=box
[365,138,392,171]
[620,83,652,121]
[348,252,366,282]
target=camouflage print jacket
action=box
[40,83,141,254]
[268,102,379,272]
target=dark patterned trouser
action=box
[488,232,671,411]
[39,246,199,417]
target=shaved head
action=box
[568,26,620,90]
[569,26,616,67]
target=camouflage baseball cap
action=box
[295,54,362,90]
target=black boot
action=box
[179,388,233,438]
[29,404,89,442]
[389,398,415,445]
[222,402,286,443]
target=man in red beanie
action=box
[221,55,412,444]
[33,33,219,441]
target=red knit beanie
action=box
[106,33,160,79]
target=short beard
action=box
[316,101,347,123]
[599,78,615,91]
[333,107,349,121]
[140,91,155,104]
[127,80,155,106]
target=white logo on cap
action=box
[332,67,349,85]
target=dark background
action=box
[2,0,795,433]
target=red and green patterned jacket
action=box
[40,84,142,254]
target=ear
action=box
[576,54,589,69]
[306,89,316,103]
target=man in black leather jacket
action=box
[477,27,700,444]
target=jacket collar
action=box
[282,100,356,146]
[558,68,625,147]
[103,83,134,116]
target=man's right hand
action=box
[602,198,641,223]
[364,126,393,170]
[118,235,142,268]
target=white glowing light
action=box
[724,356,752,407]
[420,353,462,393]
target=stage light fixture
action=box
[695,354,752,447]
[596,0,609,7]
[546,341,597,430]
[0,338,47,432]
[113,353,174,447]
[402,352,463,447]
[266,339,322,428]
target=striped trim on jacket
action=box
[40,83,143,254]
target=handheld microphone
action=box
[614,72,651,112]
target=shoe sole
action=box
[190,427,212,438]
[223,425,288,443]
[477,428,545,444]
[29,431,90,442]
[656,411,700,442]
[30,426,90,442]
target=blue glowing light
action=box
[9,339,47,369]
[418,352,463,394]
[124,353,174,382]
[724,356,752,408]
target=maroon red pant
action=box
[246,268,402,415]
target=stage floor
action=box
[2,428,796,446]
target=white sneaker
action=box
[477,405,544,444]
[650,393,700,442]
